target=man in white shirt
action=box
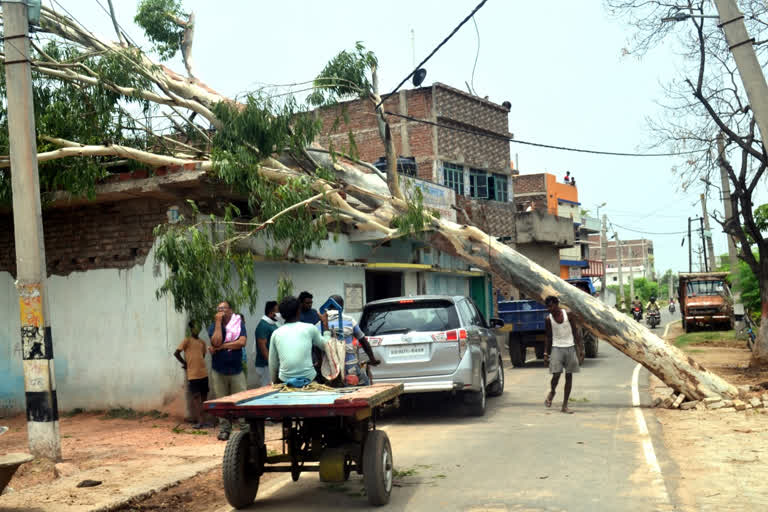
[543,296,584,413]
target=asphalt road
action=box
[220,312,681,512]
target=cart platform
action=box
[205,383,403,419]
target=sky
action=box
[55,0,768,275]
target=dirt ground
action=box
[650,322,768,512]
[0,410,283,511]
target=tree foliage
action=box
[134,0,187,60]
[307,42,378,107]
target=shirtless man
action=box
[543,296,584,414]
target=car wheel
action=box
[487,358,504,397]
[464,371,486,416]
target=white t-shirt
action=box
[549,310,575,348]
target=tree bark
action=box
[430,222,738,400]
[750,255,768,366]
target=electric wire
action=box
[378,0,489,108]
[385,111,708,157]
[611,222,688,235]
[469,17,480,95]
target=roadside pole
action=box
[628,248,635,300]
[2,1,61,459]
[616,233,625,311]
[687,217,692,272]
[712,0,768,147]
[700,194,716,272]
[669,272,674,302]
[600,214,607,299]
[717,133,744,329]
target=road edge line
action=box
[632,363,671,504]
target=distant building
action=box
[588,236,655,286]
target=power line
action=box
[385,111,708,158]
[611,222,688,235]
[469,17,480,95]
[378,0,489,108]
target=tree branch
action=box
[106,0,127,46]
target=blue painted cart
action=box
[205,383,403,508]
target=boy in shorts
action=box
[174,321,209,428]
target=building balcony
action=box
[580,215,601,234]
[515,210,575,248]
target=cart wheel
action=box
[363,430,393,506]
[222,431,261,509]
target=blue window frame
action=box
[442,163,465,196]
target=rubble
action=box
[703,396,722,405]
[680,400,699,410]
[718,407,737,413]
[708,400,726,410]
[672,394,686,409]
[748,397,762,409]
[737,385,751,399]
[733,400,747,411]
[652,397,663,408]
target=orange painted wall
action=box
[559,265,570,279]
[544,174,579,214]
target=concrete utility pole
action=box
[688,217,693,272]
[713,0,768,145]
[615,233,625,311]
[628,247,636,300]
[717,133,744,327]
[600,215,607,298]
[700,194,716,271]
[2,1,61,459]
[669,272,674,302]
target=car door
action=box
[468,299,498,377]
[457,299,483,364]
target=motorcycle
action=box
[647,310,661,328]
[632,306,643,321]
[669,302,675,313]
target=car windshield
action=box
[360,300,460,336]
[686,280,725,296]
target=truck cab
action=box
[678,272,733,332]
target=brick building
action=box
[588,235,655,286]
[314,82,513,202]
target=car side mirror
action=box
[489,318,505,329]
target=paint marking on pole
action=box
[632,364,671,504]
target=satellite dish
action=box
[412,68,427,87]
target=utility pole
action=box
[669,272,674,302]
[713,0,768,147]
[600,214,607,298]
[699,217,709,272]
[717,133,744,328]
[629,247,636,300]
[688,217,693,273]
[700,193,716,271]
[2,1,60,459]
[616,233,625,311]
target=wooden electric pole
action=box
[2,1,60,459]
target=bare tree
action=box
[607,0,768,366]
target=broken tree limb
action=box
[430,222,738,400]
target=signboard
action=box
[400,176,457,222]
[344,283,364,313]
[568,266,583,279]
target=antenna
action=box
[410,28,416,68]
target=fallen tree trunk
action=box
[432,222,738,401]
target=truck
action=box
[498,278,599,368]
[678,272,734,332]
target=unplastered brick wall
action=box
[456,196,516,239]
[313,88,436,175]
[433,85,510,173]
[513,174,547,195]
[0,198,173,276]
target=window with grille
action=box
[489,173,508,202]
[442,163,465,196]
[469,168,488,198]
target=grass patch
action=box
[171,425,208,435]
[569,397,590,403]
[393,467,418,478]
[63,407,85,418]
[102,408,168,420]
[674,330,739,348]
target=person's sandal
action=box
[545,392,555,408]
[217,431,230,441]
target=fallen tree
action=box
[0,2,737,399]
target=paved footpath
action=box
[218,325,682,512]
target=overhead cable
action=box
[384,111,707,158]
[378,0,489,108]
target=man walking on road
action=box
[543,296,583,414]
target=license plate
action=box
[389,344,427,357]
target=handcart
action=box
[205,382,403,508]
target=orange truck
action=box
[678,272,734,332]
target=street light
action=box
[661,12,719,23]
[596,202,607,219]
